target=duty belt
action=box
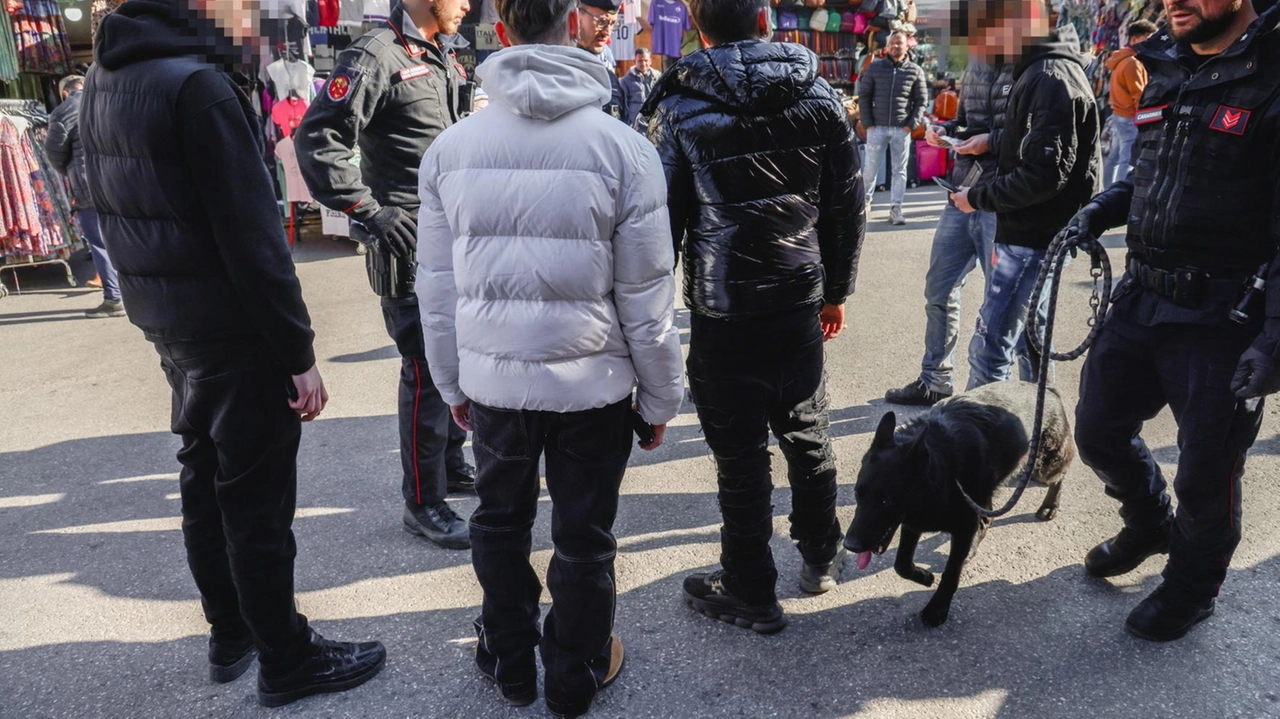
[1126,257,1244,309]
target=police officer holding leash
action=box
[1065,0,1280,641]
[297,0,477,550]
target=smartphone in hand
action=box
[933,177,961,194]
[630,409,656,446]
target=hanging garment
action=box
[270,96,309,137]
[648,0,692,57]
[12,0,73,76]
[266,57,316,101]
[0,116,69,257]
[274,137,314,203]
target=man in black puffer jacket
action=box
[858,30,927,224]
[643,0,864,634]
[952,13,1100,389]
[83,0,385,706]
[886,58,1015,406]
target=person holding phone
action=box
[415,2,683,710]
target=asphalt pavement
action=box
[2,188,1278,719]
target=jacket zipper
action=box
[1018,112,1033,160]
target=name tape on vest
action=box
[1134,105,1167,125]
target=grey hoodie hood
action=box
[476,45,611,121]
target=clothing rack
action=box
[0,98,81,296]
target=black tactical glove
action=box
[1231,346,1280,400]
[1061,201,1107,247]
[356,206,417,258]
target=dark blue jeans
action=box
[687,306,841,605]
[469,398,632,707]
[79,208,120,302]
[967,242,1054,390]
[1075,309,1263,598]
[920,204,997,394]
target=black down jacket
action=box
[857,55,928,129]
[81,0,315,374]
[643,40,865,319]
[967,25,1101,250]
[940,60,1015,186]
[44,91,92,210]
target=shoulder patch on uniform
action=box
[324,65,361,103]
[1210,105,1250,135]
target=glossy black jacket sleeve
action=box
[648,104,693,268]
[818,104,865,304]
[179,70,316,375]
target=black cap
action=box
[579,0,621,12]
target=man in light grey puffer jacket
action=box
[415,0,682,711]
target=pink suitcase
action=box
[915,141,952,182]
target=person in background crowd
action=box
[620,47,658,128]
[417,0,683,712]
[82,0,384,706]
[884,56,1013,406]
[575,0,628,120]
[951,0,1100,389]
[297,0,478,551]
[858,30,927,225]
[645,0,864,634]
[1068,0,1280,642]
[46,75,124,319]
[1103,19,1158,187]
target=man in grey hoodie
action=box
[416,0,683,714]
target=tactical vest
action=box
[1126,23,1280,272]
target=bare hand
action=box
[450,401,473,431]
[290,364,329,422]
[640,423,666,451]
[925,127,947,148]
[955,133,990,156]
[820,303,846,341]
[951,187,975,214]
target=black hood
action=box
[94,0,251,72]
[644,40,819,115]
[1013,24,1087,79]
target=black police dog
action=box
[844,381,1074,626]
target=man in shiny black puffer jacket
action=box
[642,0,864,634]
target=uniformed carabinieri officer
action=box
[296,0,475,550]
[1066,0,1280,641]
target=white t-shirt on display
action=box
[267,58,316,102]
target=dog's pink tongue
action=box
[856,551,873,571]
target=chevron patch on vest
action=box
[1210,105,1250,135]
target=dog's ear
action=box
[873,411,896,450]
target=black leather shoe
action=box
[683,571,786,634]
[885,379,952,407]
[447,463,477,493]
[209,636,257,684]
[1125,582,1215,642]
[476,656,537,707]
[403,503,470,549]
[257,631,386,708]
[1085,523,1171,578]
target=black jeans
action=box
[687,306,841,605]
[382,298,468,507]
[1075,309,1264,598]
[468,398,632,706]
[155,337,311,668]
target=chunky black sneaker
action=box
[546,634,625,718]
[447,463,477,493]
[683,571,786,635]
[209,636,257,684]
[800,546,846,595]
[885,379,952,407]
[403,502,470,550]
[1085,523,1171,578]
[1125,582,1215,642]
[257,631,386,707]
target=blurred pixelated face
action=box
[195,0,259,43]
[635,51,652,73]
[968,0,1049,59]
[430,0,471,35]
[886,32,909,60]
[1164,0,1246,43]
[577,5,617,53]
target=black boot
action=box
[1085,522,1171,578]
[447,463,477,493]
[884,379,951,407]
[475,633,537,707]
[403,502,470,549]
[257,630,387,707]
[545,634,625,718]
[209,636,257,684]
[682,570,786,635]
[1125,582,1215,642]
